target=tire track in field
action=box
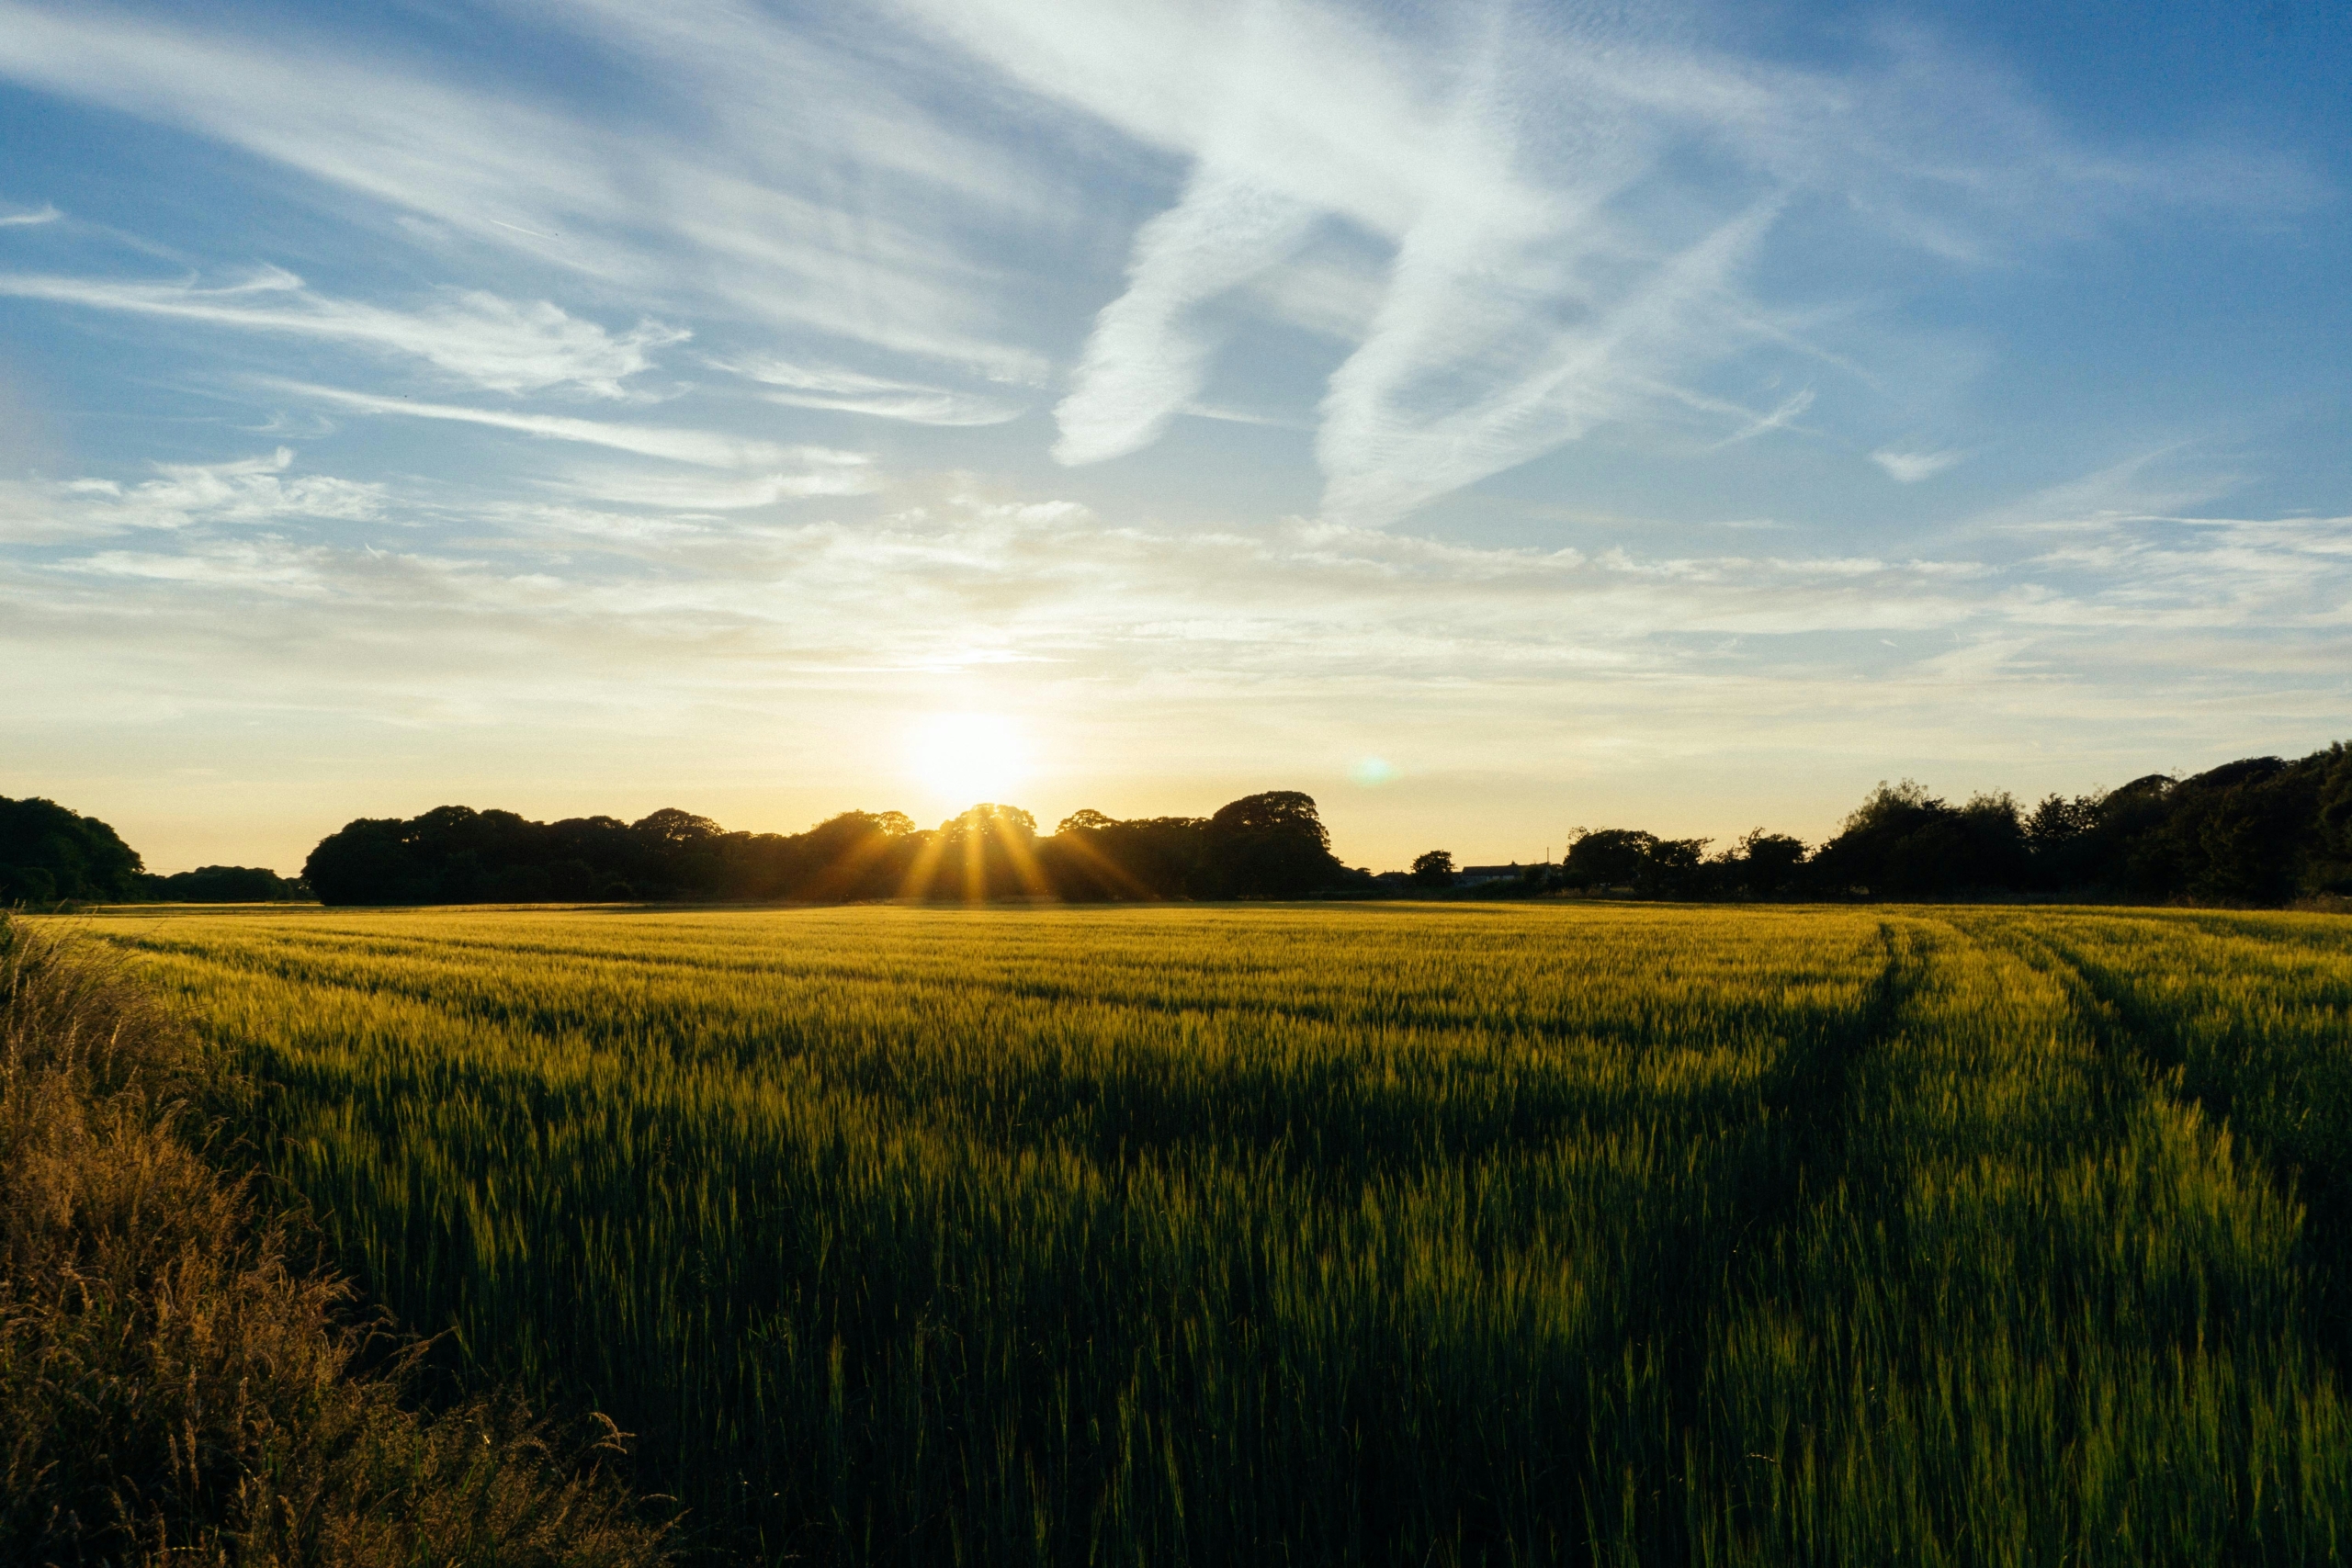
[1946,914,2149,1142]
[1995,915,2352,1359]
[1606,919,1928,1555]
[1701,914,1932,1303]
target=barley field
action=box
[61,902,2352,1563]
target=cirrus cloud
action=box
[0,266,684,396]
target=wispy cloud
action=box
[0,0,2317,525]
[0,201,60,226]
[1716,389,1816,447]
[1873,447,1964,483]
[17,468,2347,732]
[899,0,2318,520]
[719,356,1024,427]
[1053,167,1320,465]
[277,382,875,479]
[1323,200,1787,523]
[0,447,379,542]
[9,438,2348,866]
[0,267,682,396]
[0,0,1052,380]
[543,467,885,510]
[1967,448,2239,532]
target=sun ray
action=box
[994,818,1056,901]
[1046,828,1155,900]
[898,826,951,901]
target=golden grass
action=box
[0,916,670,1567]
[59,900,2352,1563]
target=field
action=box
[62,901,2352,1563]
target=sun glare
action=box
[907,713,1031,808]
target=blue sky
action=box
[2,0,2346,874]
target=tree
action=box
[1562,829,1655,889]
[940,803,1036,841]
[0,796,145,904]
[1410,850,1455,888]
[1205,792,1343,897]
[142,865,306,902]
[922,805,1042,900]
[2168,756,2325,905]
[2096,774,2184,895]
[2311,745,2352,896]
[1636,836,1712,897]
[2024,792,2103,889]
[630,807,722,847]
[1811,782,2029,896]
[1724,829,1807,897]
[1046,815,1209,900]
[781,811,919,901]
[303,818,424,905]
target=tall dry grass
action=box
[0,914,671,1567]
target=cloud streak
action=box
[0,0,2319,525]
[1874,448,1963,483]
[0,0,1057,380]
[0,448,380,542]
[720,356,1024,427]
[14,461,2347,729]
[902,0,2318,519]
[0,267,683,396]
[277,382,876,479]
[1054,168,1319,465]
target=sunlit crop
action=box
[66,901,2352,1563]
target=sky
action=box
[2,0,2347,875]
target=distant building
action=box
[1457,863,1538,886]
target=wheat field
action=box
[59,902,2352,1563]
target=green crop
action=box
[63,902,2352,1563]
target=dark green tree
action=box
[1205,792,1344,897]
[302,818,426,905]
[630,807,722,847]
[2311,744,2352,895]
[0,796,145,905]
[1636,836,1712,897]
[1562,829,1655,890]
[1045,812,1209,899]
[1723,829,1807,897]
[142,865,306,902]
[1811,782,2029,896]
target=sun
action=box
[906,713,1031,808]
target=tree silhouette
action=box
[1206,792,1344,897]
[0,796,143,904]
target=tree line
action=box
[0,795,305,905]
[300,792,1347,905]
[1500,742,2351,903]
[9,739,2351,909]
